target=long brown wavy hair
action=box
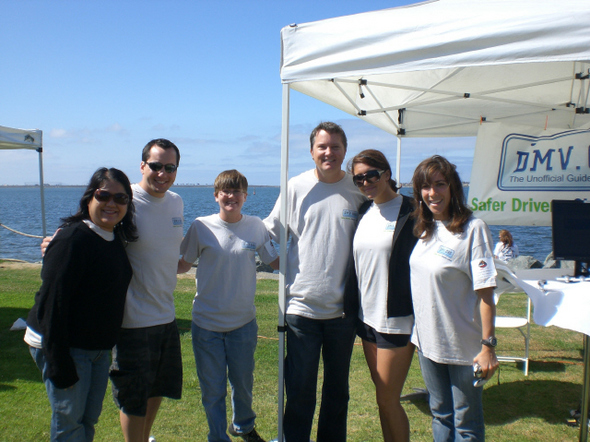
[499,229,514,247]
[411,155,472,240]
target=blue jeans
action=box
[284,314,356,442]
[418,352,485,441]
[192,319,258,442]
[30,346,110,441]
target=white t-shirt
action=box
[353,196,413,334]
[122,184,184,329]
[264,169,366,319]
[410,217,497,365]
[181,214,278,332]
[494,242,519,262]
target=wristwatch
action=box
[481,336,497,348]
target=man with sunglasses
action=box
[109,138,184,442]
[264,122,366,442]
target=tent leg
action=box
[37,145,47,238]
[580,334,590,442]
[277,83,291,442]
[396,136,402,185]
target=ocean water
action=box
[0,186,280,263]
[0,186,552,263]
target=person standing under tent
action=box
[344,149,418,442]
[178,169,278,442]
[264,121,366,442]
[409,155,499,441]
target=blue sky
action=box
[1,0,475,186]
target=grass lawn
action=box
[0,261,586,441]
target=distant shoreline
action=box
[0,184,282,188]
[0,183,468,188]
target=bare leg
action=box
[362,340,415,442]
[120,397,163,442]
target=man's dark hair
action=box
[309,122,347,151]
[142,138,180,165]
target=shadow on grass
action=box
[484,379,580,425]
[528,360,567,373]
[404,378,581,427]
[176,317,192,336]
[404,393,432,416]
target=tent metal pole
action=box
[396,136,402,185]
[37,134,47,238]
[580,334,590,442]
[277,83,290,442]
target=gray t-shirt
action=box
[122,184,184,328]
[181,213,277,332]
[264,169,366,319]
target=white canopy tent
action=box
[0,125,46,237]
[281,0,590,139]
[276,1,590,440]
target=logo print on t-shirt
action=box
[172,217,183,227]
[478,260,488,268]
[436,245,455,261]
[342,209,359,221]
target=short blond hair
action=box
[214,169,248,195]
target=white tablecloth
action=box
[520,279,590,336]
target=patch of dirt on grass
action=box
[0,260,42,270]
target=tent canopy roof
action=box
[280,0,590,137]
[0,125,42,150]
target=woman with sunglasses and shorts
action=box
[24,167,138,441]
[344,150,418,442]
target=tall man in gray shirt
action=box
[264,122,366,441]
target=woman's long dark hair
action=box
[411,155,471,240]
[61,167,138,243]
[347,149,398,191]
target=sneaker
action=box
[228,424,266,442]
[148,437,156,442]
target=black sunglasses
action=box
[352,169,385,187]
[94,189,130,205]
[146,161,178,173]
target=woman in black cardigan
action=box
[344,150,418,442]
[25,167,137,441]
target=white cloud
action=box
[49,128,68,138]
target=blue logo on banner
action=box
[498,129,590,191]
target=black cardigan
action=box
[27,221,132,389]
[343,194,418,319]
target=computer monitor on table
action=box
[552,199,590,277]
